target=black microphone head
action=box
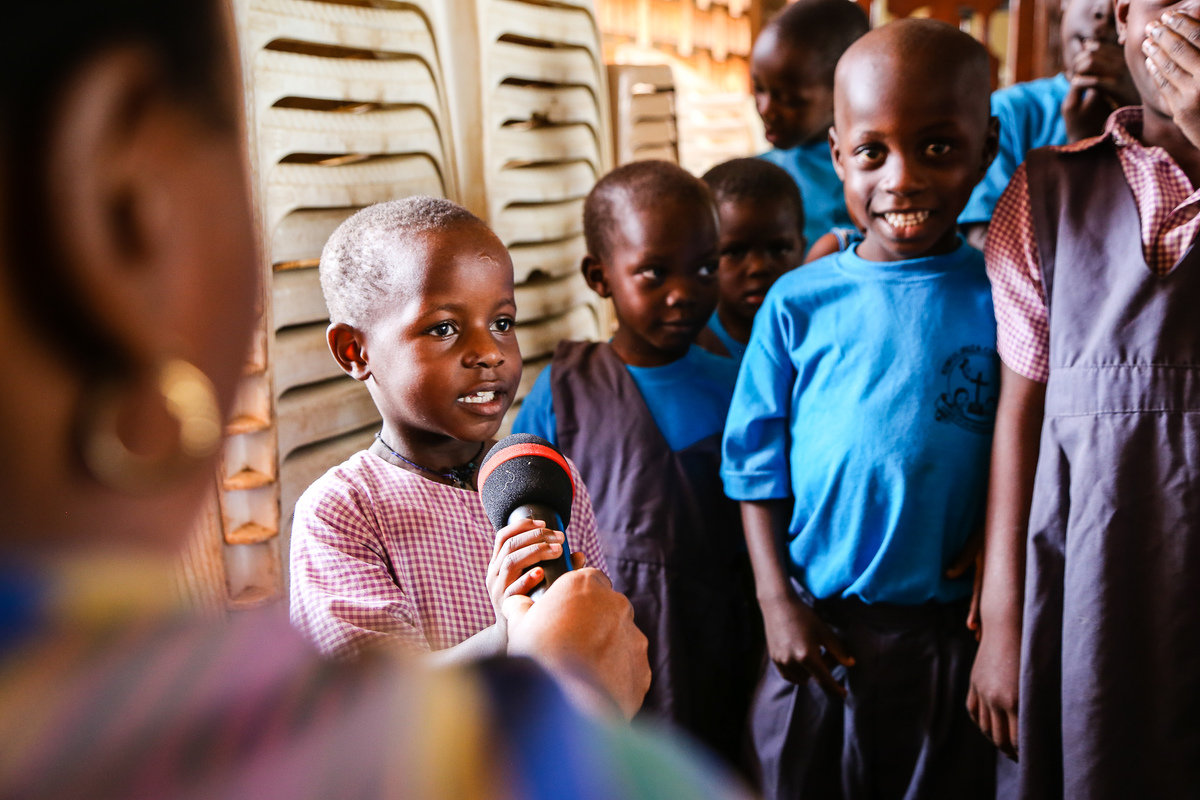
[478,434,575,531]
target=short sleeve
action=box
[512,365,558,445]
[984,163,1050,383]
[721,292,797,500]
[289,476,430,658]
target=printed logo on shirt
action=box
[935,346,1000,435]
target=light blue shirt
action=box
[514,345,738,453]
[705,312,747,367]
[959,73,1070,225]
[759,142,853,253]
[722,241,997,604]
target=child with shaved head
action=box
[723,20,1000,798]
[753,0,869,251]
[289,197,608,663]
[514,160,760,767]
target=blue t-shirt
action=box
[959,73,1070,225]
[721,241,998,605]
[514,345,739,452]
[759,142,853,253]
[705,312,748,366]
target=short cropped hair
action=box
[583,160,714,262]
[701,158,805,236]
[766,0,870,85]
[320,196,488,328]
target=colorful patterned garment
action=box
[0,600,751,800]
[290,450,607,658]
[985,106,1200,382]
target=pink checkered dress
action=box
[986,106,1200,382]
[289,450,607,658]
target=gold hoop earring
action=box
[80,359,223,494]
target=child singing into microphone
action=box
[288,197,607,661]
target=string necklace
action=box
[374,433,485,490]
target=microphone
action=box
[478,434,575,599]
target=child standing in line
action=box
[696,157,806,366]
[723,21,1001,799]
[959,0,1138,250]
[752,0,869,252]
[970,2,1200,796]
[513,161,760,767]
[289,197,607,661]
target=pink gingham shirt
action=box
[289,450,607,658]
[986,107,1200,382]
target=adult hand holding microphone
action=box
[480,435,650,719]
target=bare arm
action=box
[742,499,852,697]
[967,363,1045,760]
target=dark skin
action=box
[327,225,583,663]
[968,0,1200,759]
[829,37,999,263]
[702,196,805,349]
[964,0,1138,248]
[751,26,836,149]
[583,194,720,368]
[745,25,999,697]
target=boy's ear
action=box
[1114,0,1130,43]
[581,254,612,298]
[828,126,846,181]
[327,322,371,381]
[980,116,1001,177]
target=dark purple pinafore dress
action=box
[551,340,762,766]
[1020,143,1200,799]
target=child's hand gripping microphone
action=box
[479,434,575,600]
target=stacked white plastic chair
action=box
[608,63,679,165]
[475,0,614,429]
[222,0,455,604]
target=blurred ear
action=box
[44,44,254,383]
[1115,0,1130,43]
[828,126,846,181]
[581,254,611,299]
[328,322,371,381]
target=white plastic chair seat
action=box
[509,235,588,283]
[270,207,358,267]
[254,50,441,116]
[265,154,444,230]
[492,124,601,173]
[515,271,593,322]
[273,267,328,330]
[277,377,380,459]
[274,324,343,397]
[491,84,601,131]
[487,42,600,95]
[516,304,600,360]
[258,106,446,175]
[484,0,602,65]
[243,0,439,69]
[493,200,584,249]
[487,161,595,211]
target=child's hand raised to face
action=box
[1143,11,1200,148]
[487,518,586,623]
[1064,41,1140,141]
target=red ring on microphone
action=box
[478,443,575,502]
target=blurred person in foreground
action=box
[0,2,749,798]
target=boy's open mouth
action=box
[880,210,933,239]
[458,390,497,405]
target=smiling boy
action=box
[514,160,760,767]
[722,20,1000,799]
[752,0,868,251]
